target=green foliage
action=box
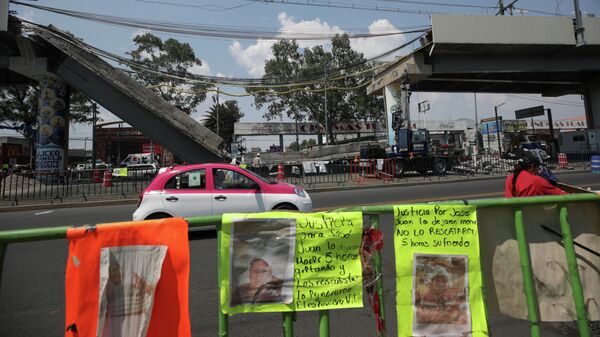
[202,99,244,149]
[248,35,384,144]
[128,33,210,114]
[0,86,97,137]
[287,138,317,151]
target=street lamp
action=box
[494,103,505,155]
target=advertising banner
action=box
[220,212,363,315]
[36,78,68,171]
[393,205,488,337]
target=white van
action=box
[121,153,156,167]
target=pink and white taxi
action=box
[133,163,312,220]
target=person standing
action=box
[252,153,262,168]
[505,152,566,197]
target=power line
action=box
[132,0,259,12]
[508,94,584,107]
[23,20,427,89]
[253,0,565,16]
[379,0,499,10]
[12,1,430,40]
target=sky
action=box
[4,0,600,151]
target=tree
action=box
[287,138,317,152]
[202,98,244,150]
[0,86,98,132]
[248,35,384,144]
[128,33,210,114]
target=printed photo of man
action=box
[228,218,296,307]
[230,258,283,305]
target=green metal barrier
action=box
[0,194,598,336]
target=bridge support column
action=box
[36,78,69,171]
[584,78,600,129]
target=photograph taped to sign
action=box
[97,245,167,337]
[229,218,296,307]
[412,254,471,336]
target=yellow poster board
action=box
[220,212,363,315]
[394,205,488,337]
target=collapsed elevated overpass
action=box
[1,17,226,164]
[367,14,600,130]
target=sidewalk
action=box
[0,167,590,212]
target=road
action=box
[1,172,598,337]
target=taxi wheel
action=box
[273,203,298,211]
[145,212,172,220]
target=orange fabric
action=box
[65,218,190,337]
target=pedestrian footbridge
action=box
[1,17,226,163]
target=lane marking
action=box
[34,210,54,215]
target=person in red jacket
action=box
[505,152,566,197]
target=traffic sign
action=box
[515,105,545,119]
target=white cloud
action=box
[277,12,343,50]
[229,14,409,76]
[229,40,274,77]
[351,19,407,59]
[229,12,344,77]
[189,60,212,76]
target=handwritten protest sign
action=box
[220,212,363,314]
[393,205,488,337]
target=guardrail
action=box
[0,194,598,337]
[0,169,155,204]
[0,152,595,204]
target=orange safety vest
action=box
[65,218,190,337]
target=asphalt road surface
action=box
[1,172,599,337]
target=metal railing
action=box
[0,194,598,337]
[0,168,155,204]
[254,153,596,187]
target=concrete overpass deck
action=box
[367,14,600,128]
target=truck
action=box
[361,73,457,176]
[558,129,600,154]
[120,153,157,167]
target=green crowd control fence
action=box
[0,194,599,336]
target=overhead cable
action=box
[251,0,565,16]
[22,21,426,91]
[508,94,584,107]
[11,1,430,40]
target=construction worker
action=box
[505,151,566,197]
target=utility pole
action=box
[573,0,585,46]
[496,0,518,16]
[494,103,505,155]
[92,102,97,169]
[216,87,220,138]
[323,66,329,145]
[474,93,479,130]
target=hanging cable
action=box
[11,1,430,41]
[23,20,427,89]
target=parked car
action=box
[85,159,108,170]
[133,163,312,220]
[113,163,160,180]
